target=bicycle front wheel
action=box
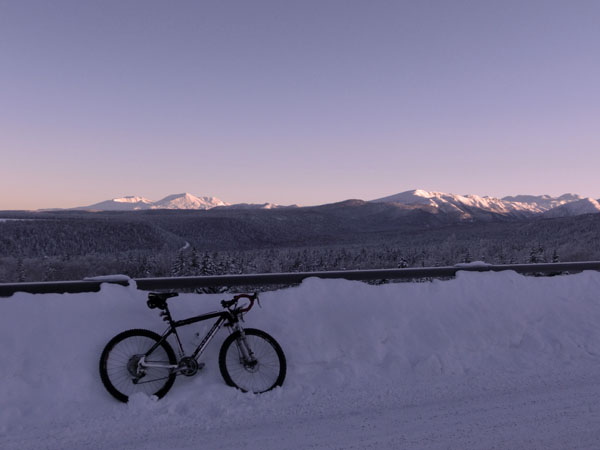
[219,328,286,393]
[99,328,177,403]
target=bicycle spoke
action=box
[222,332,283,393]
[100,331,176,401]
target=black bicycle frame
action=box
[145,308,236,362]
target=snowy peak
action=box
[501,194,583,212]
[153,193,228,210]
[372,190,600,218]
[79,196,154,211]
[373,190,533,218]
[542,197,600,218]
[113,196,153,204]
[76,193,229,211]
[73,194,294,211]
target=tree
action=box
[16,257,26,282]
[529,245,544,264]
[463,249,472,264]
[189,247,200,274]
[171,250,186,277]
[43,258,57,281]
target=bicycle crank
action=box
[177,357,205,376]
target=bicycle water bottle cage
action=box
[147,292,178,310]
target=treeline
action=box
[0,237,592,284]
[0,218,181,257]
[1,210,600,283]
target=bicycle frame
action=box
[138,307,247,372]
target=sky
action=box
[1,0,599,210]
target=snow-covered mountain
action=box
[74,193,294,211]
[77,193,228,211]
[501,194,582,212]
[77,196,155,211]
[72,189,599,217]
[542,197,600,218]
[372,190,600,219]
[152,193,228,210]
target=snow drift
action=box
[2,271,600,438]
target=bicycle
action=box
[99,292,286,402]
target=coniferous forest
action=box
[1,205,600,283]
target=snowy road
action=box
[5,369,600,450]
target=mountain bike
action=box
[99,292,286,402]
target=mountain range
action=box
[372,190,600,219]
[75,193,289,211]
[72,190,600,220]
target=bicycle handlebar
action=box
[221,293,258,313]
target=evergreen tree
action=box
[43,258,56,281]
[171,250,186,277]
[463,249,472,264]
[199,252,217,276]
[16,257,26,282]
[189,247,200,275]
[529,245,544,264]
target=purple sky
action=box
[1,0,599,210]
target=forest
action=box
[1,205,599,284]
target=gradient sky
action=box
[1,0,599,210]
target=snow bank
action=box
[2,270,600,437]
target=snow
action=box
[152,193,228,210]
[76,193,229,211]
[372,189,599,217]
[82,274,132,282]
[543,198,600,218]
[454,260,491,267]
[3,271,600,449]
[113,196,153,204]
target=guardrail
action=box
[2,261,600,298]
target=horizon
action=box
[2,188,599,212]
[2,1,599,210]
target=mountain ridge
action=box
[372,189,600,219]
[76,193,229,211]
[67,189,600,219]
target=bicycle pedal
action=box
[198,362,205,370]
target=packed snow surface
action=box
[3,271,600,449]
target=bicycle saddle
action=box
[147,292,178,309]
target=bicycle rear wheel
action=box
[219,328,286,393]
[99,328,177,402]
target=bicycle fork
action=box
[232,325,258,367]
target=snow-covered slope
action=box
[73,194,298,211]
[373,189,600,218]
[502,193,582,211]
[69,189,600,216]
[76,193,229,211]
[78,196,155,211]
[3,271,600,449]
[542,197,600,218]
[152,193,228,210]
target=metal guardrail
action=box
[1,261,600,298]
